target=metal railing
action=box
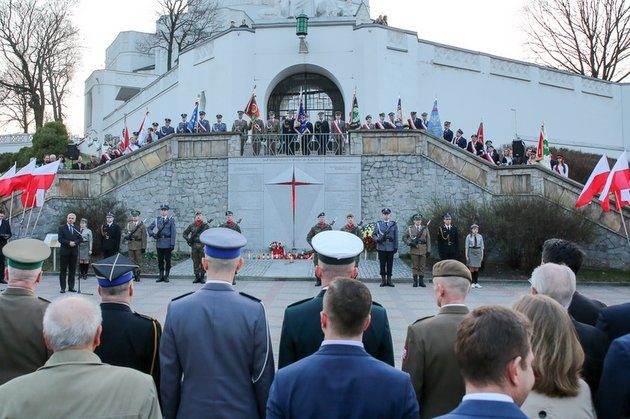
[240,133,351,156]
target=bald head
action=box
[529,263,576,308]
[43,296,102,351]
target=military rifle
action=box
[124,218,147,241]
[410,220,431,246]
[186,218,212,246]
[376,220,397,243]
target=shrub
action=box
[31,121,70,161]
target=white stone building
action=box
[84,0,630,156]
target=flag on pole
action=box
[477,121,484,143]
[350,90,360,128]
[536,123,550,160]
[296,91,309,134]
[244,90,260,120]
[0,163,17,197]
[187,99,200,133]
[122,115,131,153]
[137,111,149,140]
[599,151,630,211]
[576,155,611,208]
[21,160,60,208]
[395,96,404,128]
[427,99,443,137]
[8,159,37,194]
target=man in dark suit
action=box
[57,213,83,293]
[442,121,453,142]
[403,260,471,418]
[279,230,394,368]
[268,278,419,419]
[100,212,121,258]
[314,112,330,155]
[0,209,12,283]
[437,306,534,419]
[596,334,630,419]
[160,228,274,419]
[437,213,459,260]
[596,302,630,342]
[541,238,607,326]
[453,129,467,149]
[530,263,609,396]
[93,254,162,392]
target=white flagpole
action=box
[8,191,13,224]
[30,190,48,236]
[19,190,30,223]
[25,195,36,237]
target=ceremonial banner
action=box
[427,99,443,137]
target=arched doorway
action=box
[267,72,344,120]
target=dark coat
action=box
[158,125,175,139]
[100,223,121,253]
[572,318,609,396]
[437,225,459,259]
[95,302,161,392]
[278,289,394,368]
[0,218,12,250]
[57,223,83,256]
[569,290,607,326]
[268,344,418,419]
[596,302,630,342]
[442,129,453,142]
[596,334,630,419]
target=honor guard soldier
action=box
[282,110,297,155]
[124,210,147,282]
[212,114,227,132]
[0,239,52,385]
[314,111,330,155]
[437,213,459,260]
[93,254,162,392]
[306,212,333,286]
[177,113,191,134]
[157,118,175,139]
[232,110,249,153]
[402,213,431,287]
[198,111,211,133]
[148,204,176,283]
[160,228,274,419]
[183,211,210,283]
[363,115,375,130]
[373,208,398,287]
[101,212,121,258]
[220,210,241,233]
[249,113,266,156]
[340,213,363,267]
[278,231,394,368]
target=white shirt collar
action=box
[321,340,364,348]
[463,393,514,403]
[205,279,232,287]
[442,303,467,308]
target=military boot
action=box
[418,275,426,287]
[134,271,141,282]
[380,275,386,287]
[156,271,164,283]
[386,276,395,287]
[192,273,198,284]
[413,275,418,287]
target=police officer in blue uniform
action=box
[177,114,190,134]
[93,254,162,392]
[373,208,398,287]
[147,204,177,283]
[198,111,211,133]
[160,228,274,418]
[212,114,227,132]
[158,118,175,139]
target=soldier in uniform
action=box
[373,208,398,287]
[232,110,249,154]
[249,113,266,156]
[340,213,363,267]
[220,210,241,233]
[306,212,333,286]
[101,212,121,258]
[385,112,397,129]
[0,239,51,385]
[402,213,431,287]
[282,110,297,155]
[331,110,347,155]
[160,228,274,418]
[93,254,162,392]
[442,121,453,142]
[212,114,227,132]
[147,204,177,283]
[437,213,459,260]
[183,211,210,284]
[157,118,175,139]
[409,111,422,130]
[124,210,147,282]
[266,111,281,154]
[177,113,191,134]
[198,111,211,133]
[363,115,375,129]
[278,230,394,368]
[375,112,387,129]
[314,111,330,155]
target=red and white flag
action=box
[137,111,149,138]
[21,160,60,208]
[0,163,17,197]
[375,121,385,129]
[362,122,371,130]
[575,155,610,208]
[9,159,37,195]
[599,151,630,211]
[477,121,484,143]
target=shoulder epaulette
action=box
[38,296,51,304]
[171,291,194,301]
[239,291,261,302]
[372,300,384,308]
[412,315,435,325]
[134,311,159,322]
[287,297,312,308]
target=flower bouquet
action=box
[269,241,285,258]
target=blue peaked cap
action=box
[200,227,247,259]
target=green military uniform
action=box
[0,238,52,385]
[124,210,147,281]
[232,112,249,154]
[402,214,431,287]
[183,216,210,283]
[306,213,333,268]
[220,211,241,233]
[340,214,363,267]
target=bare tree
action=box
[523,0,630,82]
[0,67,33,132]
[145,0,221,71]
[0,0,79,129]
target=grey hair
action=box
[530,263,576,308]
[99,281,130,297]
[7,266,41,282]
[433,276,471,297]
[204,255,240,272]
[43,296,102,351]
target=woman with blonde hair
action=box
[513,294,595,419]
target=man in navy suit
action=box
[596,334,630,419]
[0,209,12,283]
[57,213,83,293]
[267,278,418,419]
[436,306,534,419]
[596,302,630,342]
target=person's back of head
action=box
[530,263,576,308]
[541,239,584,274]
[432,260,472,306]
[322,278,372,339]
[43,296,102,352]
[455,305,534,406]
[513,294,584,398]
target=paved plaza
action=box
[17,270,630,369]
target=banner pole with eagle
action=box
[244,85,261,149]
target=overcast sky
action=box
[51,0,528,136]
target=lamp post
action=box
[296,14,309,54]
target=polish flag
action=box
[575,155,610,208]
[599,151,630,211]
[9,159,37,194]
[0,163,17,197]
[477,121,484,143]
[137,111,149,138]
[21,160,61,208]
